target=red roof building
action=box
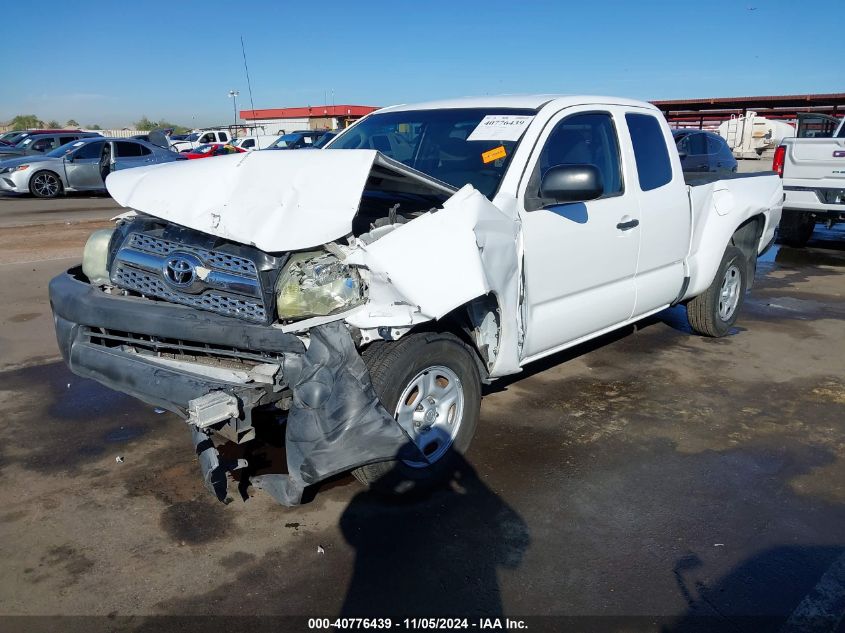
[239,104,378,133]
[652,93,845,128]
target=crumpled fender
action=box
[252,321,421,506]
[684,175,783,299]
[345,186,523,376]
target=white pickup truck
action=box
[169,129,234,152]
[49,95,782,506]
[775,116,845,246]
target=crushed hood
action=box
[105,149,455,252]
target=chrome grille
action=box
[112,232,268,323]
[113,267,267,322]
[127,233,257,276]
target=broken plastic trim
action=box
[252,321,423,506]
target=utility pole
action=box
[228,90,240,133]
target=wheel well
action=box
[405,294,500,383]
[730,215,764,288]
[29,169,63,188]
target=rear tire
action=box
[687,246,748,337]
[778,211,815,248]
[352,332,481,491]
[29,170,63,198]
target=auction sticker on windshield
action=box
[481,145,507,164]
[467,115,534,142]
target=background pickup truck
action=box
[169,129,234,152]
[775,116,845,246]
[49,95,782,506]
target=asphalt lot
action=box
[0,197,843,632]
[0,192,121,228]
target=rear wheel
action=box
[778,211,815,248]
[29,171,63,198]
[687,246,748,337]
[352,332,481,491]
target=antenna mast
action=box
[240,36,258,132]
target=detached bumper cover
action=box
[49,270,418,505]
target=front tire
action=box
[29,170,63,198]
[352,332,481,490]
[687,245,748,337]
[778,211,815,248]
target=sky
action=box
[1,0,842,129]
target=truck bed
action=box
[683,171,776,187]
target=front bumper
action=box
[49,269,416,505]
[0,169,29,193]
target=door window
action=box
[31,137,58,152]
[199,133,215,143]
[73,141,105,160]
[218,132,229,142]
[59,136,77,145]
[687,133,707,155]
[625,113,673,191]
[115,141,147,157]
[705,135,724,154]
[242,139,255,149]
[526,112,623,210]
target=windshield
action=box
[192,144,216,154]
[3,133,28,145]
[313,131,336,148]
[272,133,302,148]
[329,108,536,198]
[46,140,87,158]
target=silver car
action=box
[0,137,185,198]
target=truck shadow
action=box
[338,448,530,618]
[664,545,845,632]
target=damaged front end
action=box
[50,149,523,506]
[50,268,420,505]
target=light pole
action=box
[228,90,240,134]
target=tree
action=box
[89,124,102,130]
[134,116,189,133]
[9,114,43,129]
[134,116,155,131]
[46,120,60,128]
[66,119,79,127]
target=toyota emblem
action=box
[163,252,201,288]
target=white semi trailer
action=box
[719,112,795,159]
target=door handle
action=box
[617,219,639,231]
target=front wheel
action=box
[29,170,63,198]
[352,332,481,490]
[687,245,748,337]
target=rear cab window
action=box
[625,113,672,191]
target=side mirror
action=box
[65,154,74,163]
[539,164,604,204]
[677,151,688,159]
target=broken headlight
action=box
[82,228,115,285]
[275,251,364,320]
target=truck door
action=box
[518,108,640,360]
[623,111,691,316]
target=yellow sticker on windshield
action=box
[482,145,506,164]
